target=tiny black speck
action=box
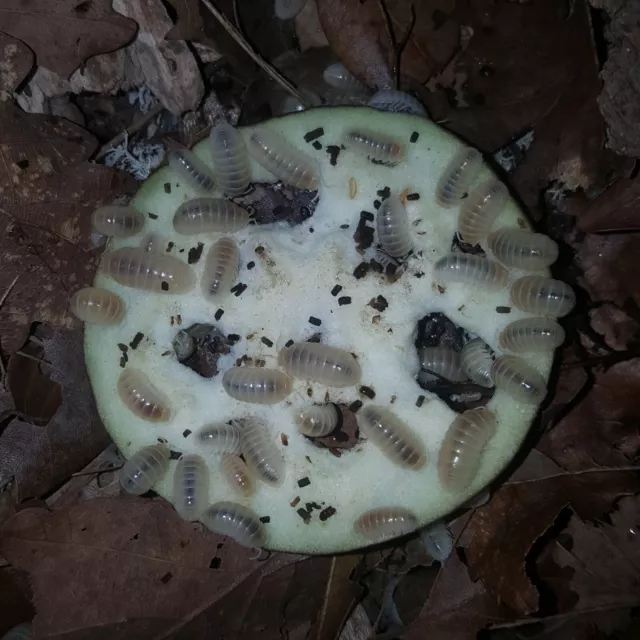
[117,343,128,353]
[373,200,381,209]
[361,211,374,222]
[319,506,336,521]
[297,477,311,488]
[304,127,324,142]
[410,132,419,143]
[353,262,370,279]
[340,223,350,229]
[129,332,144,349]
[331,285,343,296]
[261,337,274,347]
[312,141,322,150]
[188,242,204,264]
[349,399,363,413]
[157,437,168,444]
[359,385,375,399]
[214,309,224,321]
[406,193,420,201]
[285,339,294,348]
[309,227,315,233]
[377,186,391,199]
[247,261,256,270]
[309,316,322,326]
[416,395,425,408]
[415,271,425,278]
[227,334,241,344]
[119,355,127,368]
[161,281,169,291]
[148,213,158,220]
[166,242,174,252]
[169,450,182,460]
[182,429,192,438]
[160,572,172,584]
[297,508,311,523]
[369,295,389,312]
[16,159,29,170]
[259,516,271,524]
[164,182,171,194]
[326,145,341,166]
[338,296,352,306]
[496,306,512,314]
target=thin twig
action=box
[200,0,309,106]
[377,0,416,89]
[71,465,123,477]
[15,351,52,367]
[0,275,19,388]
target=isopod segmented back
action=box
[354,506,419,541]
[117,368,172,422]
[222,367,293,404]
[91,205,145,237]
[173,454,209,521]
[368,90,427,117]
[197,422,242,454]
[487,228,559,270]
[376,196,413,257]
[460,339,494,388]
[278,342,361,387]
[173,198,250,235]
[420,522,454,561]
[208,122,251,196]
[433,253,508,289]
[220,454,255,497]
[69,287,124,324]
[342,130,406,165]
[491,355,547,405]
[357,405,427,469]
[201,237,239,302]
[499,317,565,352]
[419,346,467,382]
[295,404,339,437]
[168,149,215,192]
[457,180,508,245]
[435,147,483,208]
[120,444,170,495]
[202,501,267,548]
[240,418,285,486]
[510,276,576,317]
[323,63,368,94]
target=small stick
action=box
[0,276,19,387]
[15,351,52,367]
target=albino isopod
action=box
[376,196,413,257]
[353,506,418,541]
[435,147,483,208]
[274,0,307,20]
[201,237,239,301]
[487,228,559,270]
[91,205,145,237]
[247,128,319,190]
[499,317,565,352]
[173,198,249,235]
[323,63,368,94]
[491,355,547,405]
[120,444,170,495]
[438,408,497,491]
[295,404,339,437]
[357,405,427,469]
[197,422,242,454]
[173,454,209,521]
[69,287,124,324]
[202,501,267,548]
[433,253,508,289]
[342,130,406,165]
[278,342,361,387]
[222,367,293,404]
[168,149,215,192]
[457,180,508,245]
[208,122,251,196]
[510,276,576,317]
[419,347,467,382]
[368,90,427,117]
[220,454,255,497]
[460,339,494,388]
[117,368,171,422]
[420,522,453,561]
[101,247,195,293]
[240,418,285,486]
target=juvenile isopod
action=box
[173,198,249,235]
[222,367,293,404]
[438,408,497,491]
[435,147,483,208]
[420,522,454,561]
[376,196,413,257]
[247,128,319,190]
[499,317,565,352]
[354,506,418,541]
[120,444,170,495]
[487,228,559,270]
[357,405,427,469]
[197,422,242,454]
[220,454,255,497]
[101,247,195,293]
[342,130,406,165]
[168,149,215,192]
[201,237,239,301]
[69,287,124,324]
[117,368,171,422]
[208,122,251,196]
[457,180,508,245]
[173,454,209,521]
[510,276,576,317]
[433,254,508,289]
[91,205,145,237]
[278,342,361,387]
[202,501,267,548]
[368,90,427,116]
[274,0,307,20]
[419,347,467,382]
[323,63,368,94]
[295,404,339,437]
[460,339,494,388]
[491,355,547,405]
[240,418,285,486]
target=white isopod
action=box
[368,90,426,116]
[91,205,145,237]
[208,122,251,196]
[342,130,406,165]
[491,355,547,405]
[117,369,171,422]
[460,339,494,388]
[202,501,267,548]
[120,444,170,495]
[433,253,508,289]
[323,63,368,94]
[222,367,293,404]
[457,180,508,245]
[420,522,454,561]
[510,276,576,317]
[436,147,483,208]
[376,196,413,257]
[295,404,339,437]
[354,506,419,541]
[240,419,285,486]
[69,287,124,324]
[278,342,361,387]
[201,237,239,302]
[197,422,242,454]
[173,454,209,521]
[487,228,559,270]
[499,317,565,352]
[419,347,467,382]
[173,198,249,235]
[220,454,255,497]
[168,149,216,192]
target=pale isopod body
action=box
[220,454,255,497]
[173,454,209,521]
[247,128,319,190]
[433,253,508,289]
[202,501,267,548]
[91,205,145,237]
[342,130,406,165]
[201,237,239,301]
[197,422,242,454]
[208,122,251,196]
[457,180,508,245]
[436,147,483,208]
[499,317,565,352]
[376,196,413,257]
[487,228,559,270]
[354,506,418,541]
[120,444,170,495]
[222,367,293,404]
[460,339,494,388]
[173,198,249,235]
[510,276,576,317]
[278,342,361,387]
[274,0,307,20]
[323,63,368,94]
[420,522,453,561]
[357,405,427,469]
[491,355,547,405]
[368,90,427,117]
[419,346,467,382]
[69,287,124,324]
[295,404,339,437]
[117,368,171,422]
[168,149,215,192]
[240,419,285,486]
[101,247,195,293]
[438,408,497,491]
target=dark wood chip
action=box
[281,433,289,446]
[188,242,204,264]
[166,242,174,252]
[117,343,128,353]
[164,182,171,193]
[285,339,294,348]
[261,337,273,347]
[148,212,158,219]
[308,316,322,326]
[247,261,256,270]
[373,200,381,209]
[232,283,248,297]
[353,262,370,279]
[410,132,419,143]
[349,400,363,413]
[368,295,389,312]
[297,508,311,523]
[129,332,144,349]
[359,385,375,399]
[227,334,241,344]
[325,145,341,166]
[304,127,324,142]
[496,306,512,313]
[169,450,182,460]
[416,395,425,408]
[319,506,336,521]
[340,223,350,229]
[259,516,271,524]
[182,429,192,438]
[290,496,300,507]
[161,281,169,291]
[297,477,311,488]
[214,309,224,321]
[406,193,420,201]
[376,186,391,199]
[312,141,322,150]
[361,210,374,222]
[338,296,352,306]
[331,284,343,296]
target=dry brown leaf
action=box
[0,0,136,78]
[0,567,34,637]
[0,33,34,96]
[589,303,640,352]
